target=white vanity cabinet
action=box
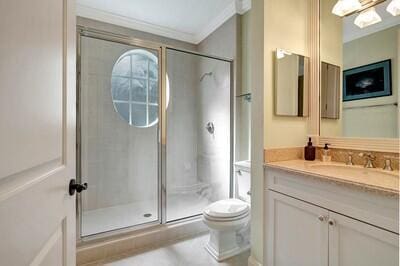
[267,191,328,266]
[328,211,398,266]
[265,166,399,266]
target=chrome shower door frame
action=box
[76,27,234,241]
[163,47,235,223]
[76,27,164,241]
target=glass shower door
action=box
[78,35,161,237]
[165,48,232,222]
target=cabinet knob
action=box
[328,219,335,226]
[318,215,326,222]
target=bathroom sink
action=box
[308,163,399,180]
[267,160,399,194]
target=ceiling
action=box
[76,0,251,44]
[344,0,400,42]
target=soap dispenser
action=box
[304,137,316,161]
[322,143,331,162]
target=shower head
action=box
[200,72,213,82]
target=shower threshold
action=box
[81,192,211,237]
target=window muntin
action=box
[111,49,159,127]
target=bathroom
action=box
[0,0,399,265]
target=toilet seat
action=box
[203,210,249,222]
[203,199,250,219]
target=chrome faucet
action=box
[358,152,376,168]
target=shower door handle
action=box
[69,179,88,196]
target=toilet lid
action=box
[203,199,249,218]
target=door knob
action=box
[69,179,88,196]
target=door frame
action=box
[76,26,234,242]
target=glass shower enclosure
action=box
[77,28,232,238]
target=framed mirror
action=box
[319,0,399,150]
[275,49,310,117]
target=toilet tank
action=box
[234,160,251,203]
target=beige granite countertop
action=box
[265,160,400,196]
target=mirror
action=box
[275,49,310,117]
[321,62,341,119]
[320,0,399,139]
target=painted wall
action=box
[264,0,311,148]
[342,26,399,138]
[250,0,311,264]
[249,0,265,264]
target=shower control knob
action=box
[69,179,88,196]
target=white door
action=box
[0,0,76,265]
[329,212,399,266]
[267,191,329,266]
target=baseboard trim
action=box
[248,255,263,266]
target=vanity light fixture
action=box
[387,0,400,16]
[354,7,382,28]
[332,0,362,16]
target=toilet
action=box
[202,160,251,261]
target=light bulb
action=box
[354,7,382,28]
[387,0,400,16]
[332,0,362,17]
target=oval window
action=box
[111,49,159,127]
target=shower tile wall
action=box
[196,59,231,202]
[80,37,158,212]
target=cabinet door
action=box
[329,212,399,266]
[267,191,329,266]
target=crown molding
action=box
[194,0,251,43]
[76,4,197,44]
[76,1,252,45]
[194,1,237,43]
[236,0,252,15]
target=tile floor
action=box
[82,192,211,236]
[82,234,249,266]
